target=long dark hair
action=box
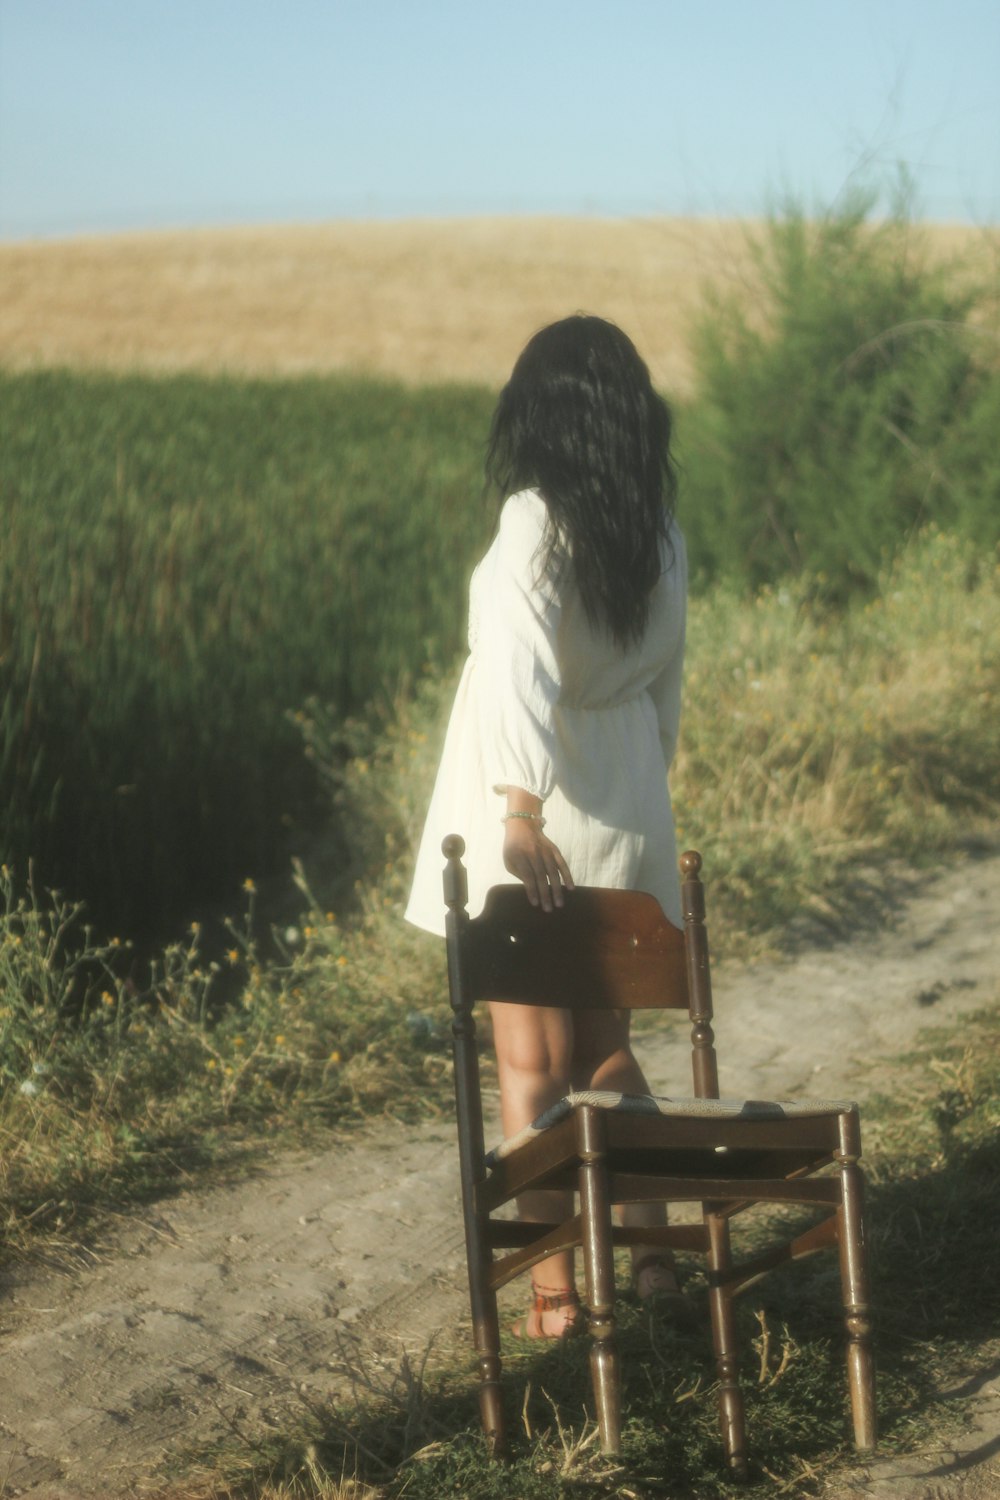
[485,314,678,646]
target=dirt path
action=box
[2,846,999,1499]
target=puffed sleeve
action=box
[646,525,687,768]
[474,491,562,800]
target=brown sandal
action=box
[512,1284,583,1341]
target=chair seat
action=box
[486,1089,857,1165]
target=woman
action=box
[406,315,687,1337]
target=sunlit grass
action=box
[675,529,999,950]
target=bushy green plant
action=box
[679,192,1000,592]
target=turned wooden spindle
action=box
[578,1106,621,1455]
[680,851,720,1099]
[706,1210,749,1476]
[836,1111,877,1451]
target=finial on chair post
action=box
[442,834,468,914]
[680,850,705,926]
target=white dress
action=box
[405,489,687,936]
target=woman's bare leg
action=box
[489,1001,579,1334]
[573,1010,680,1295]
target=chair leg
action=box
[578,1114,621,1454]
[466,1240,505,1456]
[705,1209,749,1478]
[838,1158,876,1451]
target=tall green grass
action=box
[0,372,493,938]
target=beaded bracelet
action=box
[501,810,546,827]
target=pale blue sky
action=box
[1,0,998,238]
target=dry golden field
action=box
[0,216,993,395]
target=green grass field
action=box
[0,369,495,939]
[2,201,1000,1498]
[1,202,997,947]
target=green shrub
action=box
[679,194,1000,592]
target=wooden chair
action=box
[441,834,875,1476]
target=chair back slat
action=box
[461,883,690,1011]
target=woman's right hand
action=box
[503,817,575,912]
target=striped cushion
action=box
[486,1089,855,1165]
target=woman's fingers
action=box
[503,824,574,911]
[504,845,546,908]
[538,844,568,909]
[552,845,575,892]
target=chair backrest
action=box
[442,835,720,1104]
[457,883,690,1010]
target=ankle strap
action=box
[531,1285,581,1312]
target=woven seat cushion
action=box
[486,1089,856,1166]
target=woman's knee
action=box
[490,1003,574,1085]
